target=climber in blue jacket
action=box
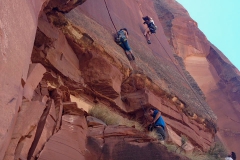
[148,108,166,141]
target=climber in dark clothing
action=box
[116,28,135,61]
[148,108,166,141]
[142,16,157,44]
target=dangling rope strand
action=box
[103,0,118,32]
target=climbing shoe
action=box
[127,54,133,61]
[147,40,151,44]
[131,54,135,60]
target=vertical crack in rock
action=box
[27,100,52,160]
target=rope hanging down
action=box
[135,0,214,122]
[104,0,215,125]
[103,0,118,32]
[103,0,148,120]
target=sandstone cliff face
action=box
[0,0,49,159]
[1,0,238,159]
[154,0,240,156]
[73,0,216,150]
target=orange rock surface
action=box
[155,0,240,156]
[0,1,48,158]
[1,0,239,159]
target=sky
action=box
[176,0,240,70]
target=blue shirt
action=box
[153,110,166,129]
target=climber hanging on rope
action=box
[115,28,135,61]
[142,16,157,44]
[148,108,166,141]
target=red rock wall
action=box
[86,125,190,160]
[2,0,233,158]
[154,0,240,156]
[206,45,240,154]
[75,0,215,118]
[154,0,209,58]
[73,0,216,148]
[0,0,47,158]
[0,0,86,159]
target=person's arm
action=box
[152,110,161,124]
[124,30,128,38]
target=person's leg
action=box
[130,53,135,60]
[126,49,135,60]
[146,31,151,40]
[126,51,134,61]
[122,39,134,61]
[119,39,126,50]
[144,28,149,36]
[154,126,166,140]
[144,28,151,44]
[122,39,131,51]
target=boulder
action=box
[38,115,87,160]
[86,116,106,127]
[23,63,46,101]
[167,126,194,154]
[44,0,87,13]
[86,124,190,160]
[63,102,86,116]
[3,101,46,160]
[27,100,56,159]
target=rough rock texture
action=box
[71,0,216,150]
[27,100,56,159]
[3,101,46,160]
[1,0,239,159]
[86,125,190,160]
[0,0,49,158]
[154,0,240,156]
[38,114,87,160]
[44,0,87,13]
[87,116,107,127]
[153,0,210,58]
[0,0,88,159]
[167,126,194,154]
[23,63,46,101]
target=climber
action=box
[115,28,135,61]
[142,16,157,44]
[148,108,166,141]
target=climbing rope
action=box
[103,0,149,123]
[135,0,215,123]
[103,0,118,32]
[104,0,217,127]
[153,35,212,113]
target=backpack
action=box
[148,22,157,33]
[115,30,126,43]
[117,30,126,38]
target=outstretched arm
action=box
[124,31,128,38]
[153,111,161,124]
